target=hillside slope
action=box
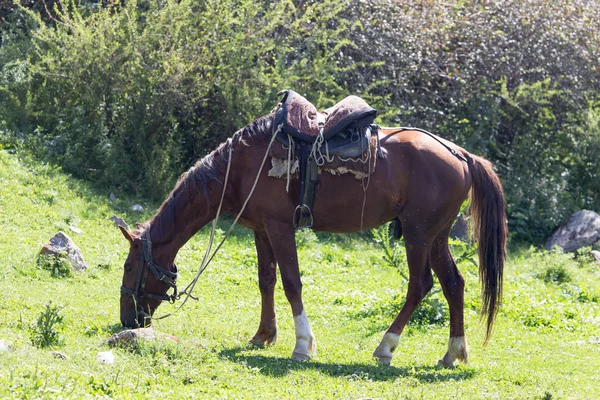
[0,150,599,399]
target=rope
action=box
[150,122,284,322]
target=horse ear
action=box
[119,225,134,244]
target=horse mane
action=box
[143,113,274,240]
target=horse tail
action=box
[466,152,507,344]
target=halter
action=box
[120,230,178,323]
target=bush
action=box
[37,252,73,278]
[1,0,598,242]
[30,302,64,348]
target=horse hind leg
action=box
[430,226,468,367]
[250,231,278,346]
[373,227,434,365]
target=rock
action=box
[97,351,115,365]
[0,339,9,352]
[68,226,83,234]
[40,231,87,272]
[52,351,68,359]
[450,215,469,242]
[131,204,144,212]
[591,250,600,266]
[108,215,130,230]
[104,328,179,348]
[109,193,117,201]
[544,210,600,252]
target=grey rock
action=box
[131,204,144,212]
[68,226,83,234]
[109,193,117,201]
[0,339,8,352]
[591,250,600,266]
[40,231,88,272]
[52,351,68,359]
[96,350,115,365]
[545,210,600,252]
[450,215,470,242]
[104,328,179,348]
[108,215,130,230]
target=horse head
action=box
[118,225,178,328]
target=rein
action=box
[121,119,284,325]
[119,230,179,323]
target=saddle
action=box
[272,90,378,229]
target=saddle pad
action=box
[274,90,377,143]
[268,133,378,179]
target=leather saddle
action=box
[272,90,378,229]
[274,90,377,158]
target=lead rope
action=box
[151,121,284,322]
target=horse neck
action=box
[148,156,230,265]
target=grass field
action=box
[1,149,600,399]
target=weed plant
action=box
[30,302,64,348]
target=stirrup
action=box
[293,204,313,230]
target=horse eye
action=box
[125,265,133,273]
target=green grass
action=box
[1,149,600,399]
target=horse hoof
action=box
[249,334,277,347]
[249,329,277,347]
[291,351,311,362]
[374,355,392,365]
[437,358,455,368]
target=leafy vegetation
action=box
[1,0,598,241]
[29,302,64,348]
[37,252,73,278]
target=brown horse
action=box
[118,114,507,367]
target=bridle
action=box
[120,230,178,324]
[118,119,284,325]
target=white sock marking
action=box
[293,310,315,357]
[373,332,400,361]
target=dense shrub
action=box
[1,0,598,242]
[1,0,351,196]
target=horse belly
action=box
[309,170,399,233]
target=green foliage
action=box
[37,252,72,278]
[30,302,64,348]
[538,265,572,284]
[295,228,319,249]
[0,0,353,199]
[372,222,408,280]
[1,1,598,240]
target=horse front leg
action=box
[264,219,316,361]
[250,231,278,346]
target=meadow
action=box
[1,148,600,399]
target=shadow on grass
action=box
[218,346,476,382]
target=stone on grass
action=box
[591,250,600,266]
[0,339,9,352]
[40,231,87,272]
[68,226,83,234]
[108,215,130,231]
[97,351,115,365]
[450,215,469,242]
[544,210,600,252]
[52,351,68,359]
[131,204,144,212]
[104,328,179,348]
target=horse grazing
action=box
[118,113,507,367]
